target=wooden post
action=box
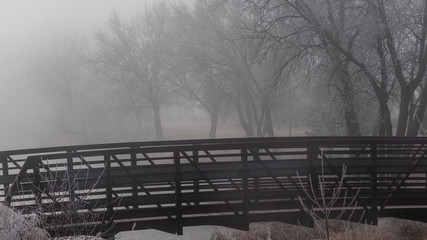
[174,151,183,235]
[307,145,318,195]
[131,149,138,209]
[370,143,378,225]
[104,154,113,220]
[307,145,318,189]
[253,148,260,204]
[33,166,42,206]
[1,153,10,204]
[193,149,199,206]
[305,145,317,227]
[241,148,250,231]
[67,150,75,203]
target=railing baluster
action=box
[174,151,183,235]
[131,149,138,209]
[305,144,317,227]
[241,148,249,231]
[1,153,9,204]
[253,148,260,204]
[67,150,75,203]
[105,154,113,221]
[33,166,42,207]
[370,143,378,225]
[192,148,199,206]
[307,145,318,194]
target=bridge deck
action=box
[1,137,427,238]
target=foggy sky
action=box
[0,0,178,149]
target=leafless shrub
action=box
[13,161,119,239]
[296,148,364,240]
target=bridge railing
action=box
[0,137,427,236]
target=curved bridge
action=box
[1,137,427,238]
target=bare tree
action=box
[92,3,176,140]
[31,37,102,141]
[168,4,229,138]
[244,0,427,136]
[181,1,284,137]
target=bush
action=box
[11,162,117,239]
[0,204,50,240]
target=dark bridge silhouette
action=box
[1,137,427,238]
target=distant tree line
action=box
[33,0,427,139]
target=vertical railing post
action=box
[304,145,317,227]
[253,148,260,204]
[174,151,183,235]
[131,149,138,209]
[104,154,113,221]
[192,148,199,206]
[307,145,318,193]
[1,153,10,204]
[370,143,378,225]
[67,150,75,203]
[241,148,249,231]
[67,150,73,174]
[33,166,42,207]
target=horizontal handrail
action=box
[1,136,426,156]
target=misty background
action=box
[1,0,426,150]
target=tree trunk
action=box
[264,105,274,137]
[406,89,427,136]
[396,91,411,136]
[250,99,263,137]
[343,96,361,136]
[209,108,219,139]
[376,35,393,136]
[235,101,253,137]
[340,66,362,136]
[379,103,393,136]
[152,101,163,140]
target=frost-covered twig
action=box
[296,147,364,240]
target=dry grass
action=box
[211,218,427,240]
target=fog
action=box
[0,0,188,149]
[1,0,426,150]
[0,0,305,150]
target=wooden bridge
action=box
[1,137,427,238]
